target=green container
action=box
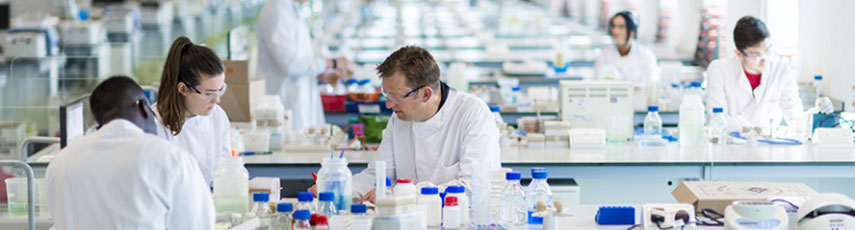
[358,115,390,143]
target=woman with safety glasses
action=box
[706,16,805,135]
[154,36,231,188]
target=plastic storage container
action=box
[316,157,353,211]
[709,107,728,145]
[679,94,706,147]
[443,196,461,228]
[274,203,293,230]
[418,187,442,228]
[213,156,250,215]
[393,178,416,198]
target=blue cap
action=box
[690,81,702,88]
[531,168,548,179]
[713,107,723,113]
[506,171,521,180]
[421,187,439,195]
[294,210,311,220]
[78,11,89,21]
[386,177,392,186]
[351,204,367,214]
[512,86,521,91]
[815,75,822,80]
[647,106,658,112]
[359,79,371,85]
[253,193,270,202]
[490,106,501,112]
[318,81,325,85]
[297,192,313,202]
[347,79,359,84]
[445,185,465,194]
[319,192,335,201]
[277,203,293,212]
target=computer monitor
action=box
[60,96,89,148]
[0,3,8,30]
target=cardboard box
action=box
[672,181,817,214]
[221,78,264,121]
[223,60,255,84]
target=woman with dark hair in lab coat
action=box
[594,11,659,83]
[154,37,231,188]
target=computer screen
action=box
[60,96,89,148]
[0,3,9,30]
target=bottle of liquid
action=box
[393,178,416,198]
[351,204,372,230]
[679,94,706,147]
[359,79,374,94]
[525,168,552,224]
[643,105,663,136]
[418,187,442,228]
[296,192,315,213]
[501,171,527,227]
[445,185,470,226]
[320,81,334,95]
[709,107,728,145]
[346,78,360,94]
[293,210,311,230]
[251,193,272,229]
[213,156,249,215]
[443,196,462,229]
[490,106,506,127]
[317,192,338,217]
[334,79,347,96]
[316,157,353,211]
[274,203,293,230]
[812,75,823,100]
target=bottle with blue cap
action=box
[501,171,527,226]
[296,192,316,213]
[526,168,552,224]
[317,192,338,217]
[346,78,360,94]
[445,185,470,226]
[251,193,272,228]
[812,75,823,100]
[418,187,442,227]
[274,203,293,230]
[350,204,372,230]
[708,107,728,145]
[293,210,311,230]
[643,105,663,136]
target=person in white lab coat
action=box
[154,37,231,188]
[310,46,501,203]
[705,16,804,133]
[47,76,214,230]
[594,11,659,83]
[256,0,351,132]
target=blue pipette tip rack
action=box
[595,206,635,225]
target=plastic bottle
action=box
[393,178,416,198]
[526,168,552,224]
[317,192,338,217]
[443,196,462,229]
[812,75,823,100]
[359,79,374,94]
[273,203,293,230]
[351,204,372,230]
[293,210,311,230]
[511,87,521,104]
[501,171,527,227]
[709,107,728,145]
[418,187,442,228]
[320,81,334,95]
[346,78,360,94]
[679,94,706,147]
[213,156,250,215]
[334,79,347,96]
[251,193,272,229]
[374,177,392,197]
[296,192,315,213]
[446,185,470,226]
[316,157,353,211]
[490,106,506,127]
[643,105,663,136]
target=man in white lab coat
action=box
[255,0,349,131]
[705,16,804,133]
[46,76,215,230]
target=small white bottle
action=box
[443,196,461,229]
[445,185,469,226]
[418,187,442,228]
[393,178,416,198]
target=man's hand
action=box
[358,188,376,204]
[307,184,319,197]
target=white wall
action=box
[636,0,659,43]
[673,0,701,58]
[798,0,855,110]
[722,0,765,58]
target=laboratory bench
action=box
[324,111,681,127]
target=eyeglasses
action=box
[183,81,227,99]
[381,85,425,103]
[740,44,773,62]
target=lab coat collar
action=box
[96,119,145,137]
[735,57,770,99]
[412,88,458,133]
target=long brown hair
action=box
[156,36,224,135]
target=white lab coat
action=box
[705,56,805,133]
[154,105,231,187]
[352,87,501,198]
[594,42,659,83]
[46,119,215,230]
[256,0,326,131]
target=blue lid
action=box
[78,11,89,21]
[294,210,311,220]
[647,106,658,112]
[690,81,702,88]
[347,79,359,84]
[814,75,822,80]
[253,193,269,202]
[531,216,544,224]
[297,192,313,202]
[446,185,465,194]
[386,177,391,186]
[713,107,723,113]
[512,86,521,91]
[351,204,367,214]
[506,171,521,180]
[421,187,439,195]
[319,192,335,201]
[490,106,501,112]
[277,203,293,212]
[359,79,371,85]
[531,168,548,179]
